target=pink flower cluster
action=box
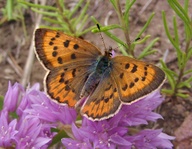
[0,82,174,149]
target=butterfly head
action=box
[104,46,113,58]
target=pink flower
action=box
[62,91,174,149]
[0,82,174,148]
[0,82,76,148]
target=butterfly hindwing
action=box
[35,28,101,70]
[111,56,165,103]
[81,70,122,120]
[45,65,94,107]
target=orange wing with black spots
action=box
[45,66,94,107]
[111,56,165,103]
[81,70,122,121]
[35,28,101,70]
[34,28,101,107]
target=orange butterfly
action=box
[34,28,165,121]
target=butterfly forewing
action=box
[35,29,101,70]
[81,70,122,120]
[111,56,165,103]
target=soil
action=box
[0,1,192,148]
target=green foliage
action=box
[49,128,70,147]
[19,0,93,37]
[18,0,159,58]
[161,0,192,98]
[92,0,158,58]
[0,0,28,36]
[0,96,4,111]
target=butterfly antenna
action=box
[96,24,107,52]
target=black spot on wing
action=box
[55,32,60,38]
[134,77,139,82]
[73,44,79,50]
[49,41,54,45]
[63,40,70,47]
[52,51,57,57]
[57,57,63,64]
[71,53,76,59]
[129,82,135,88]
[119,73,124,79]
[59,78,64,83]
[131,64,137,73]
[53,46,58,50]
[72,69,76,77]
[141,77,146,81]
[125,63,130,69]
[51,37,55,41]
[122,84,128,91]
[65,85,70,91]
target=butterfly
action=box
[34,28,165,121]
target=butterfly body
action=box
[35,28,165,121]
[80,54,111,98]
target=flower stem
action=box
[115,0,133,56]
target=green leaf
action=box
[10,112,18,119]
[162,11,182,57]
[117,43,129,56]
[104,31,128,49]
[136,12,155,38]
[31,8,58,17]
[138,50,157,60]
[92,24,121,32]
[186,47,192,61]
[76,14,88,33]
[184,69,192,75]
[133,35,151,45]
[178,52,186,70]
[124,0,136,17]
[168,0,190,23]
[176,92,189,98]
[185,76,192,84]
[167,0,192,40]
[69,0,84,18]
[78,26,95,36]
[6,0,14,20]
[49,130,69,147]
[43,17,63,25]
[90,16,100,25]
[161,60,176,90]
[161,89,174,95]
[124,0,136,27]
[109,0,118,11]
[177,81,191,89]
[58,0,65,12]
[137,37,158,59]
[39,26,70,33]
[173,16,179,46]
[73,0,89,31]
[0,96,4,110]
[90,18,127,49]
[18,0,57,11]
